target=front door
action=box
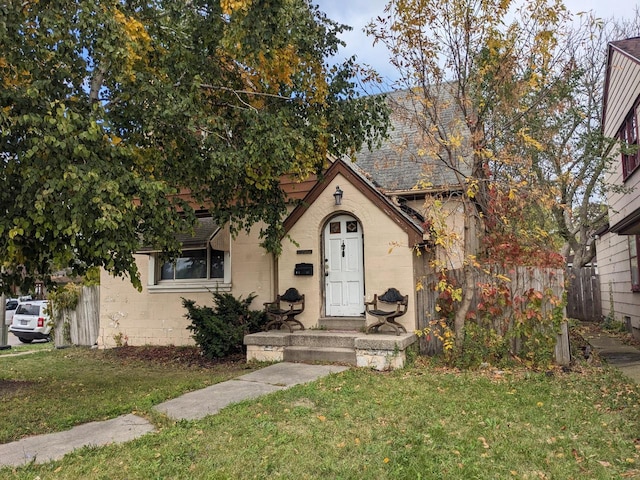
[324,214,364,316]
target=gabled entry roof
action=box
[283,157,425,247]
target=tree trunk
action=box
[453,197,481,348]
[455,263,475,348]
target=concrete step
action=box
[283,346,357,365]
[318,317,366,331]
[289,331,359,348]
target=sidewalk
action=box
[0,362,348,468]
[584,327,640,383]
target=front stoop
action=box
[244,330,417,371]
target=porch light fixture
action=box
[333,186,343,206]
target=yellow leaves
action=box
[105,134,123,146]
[447,133,463,149]
[517,127,544,151]
[221,0,253,15]
[466,178,479,199]
[112,9,153,81]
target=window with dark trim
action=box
[630,235,640,292]
[160,247,225,281]
[620,105,640,180]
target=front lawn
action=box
[0,346,257,443]
[1,347,639,479]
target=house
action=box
[596,37,640,338]
[98,90,471,366]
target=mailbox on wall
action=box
[294,263,314,276]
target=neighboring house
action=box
[596,37,640,338]
[98,90,470,348]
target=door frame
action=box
[321,213,365,317]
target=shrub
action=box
[456,321,511,369]
[183,292,268,359]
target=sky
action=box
[313,0,640,88]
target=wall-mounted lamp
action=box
[333,186,343,206]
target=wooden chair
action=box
[365,288,408,336]
[264,288,305,333]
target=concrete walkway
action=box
[584,329,640,383]
[0,362,348,468]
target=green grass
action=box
[1,351,639,479]
[0,347,258,443]
[0,339,52,356]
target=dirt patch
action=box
[102,345,246,368]
[0,379,37,396]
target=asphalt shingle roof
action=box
[611,36,640,61]
[355,88,472,192]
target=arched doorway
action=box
[323,214,365,316]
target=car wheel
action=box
[18,337,33,344]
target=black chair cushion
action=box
[280,287,302,303]
[379,288,404,303]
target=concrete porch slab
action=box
[244,330,418,371]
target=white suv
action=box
[9,300,51,343]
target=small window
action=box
[620,107,640,180]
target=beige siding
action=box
[603,50,640,138]
[98,228,274,347]
[596,232,640,332]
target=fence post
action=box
[554,321,570,367]
[0,293,9,350]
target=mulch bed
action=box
[103,345,246,368]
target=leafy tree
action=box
[523,13,640,268]
[0,0,388,291]
[368,0,575,346]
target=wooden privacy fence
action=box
[415,267,569,364]
[53,286,100,347]
[565,267,601,322]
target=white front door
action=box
[324,214,365,316]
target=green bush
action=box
[183,292,268,359]
[456,321,511,369]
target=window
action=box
[630,235,640,292]
[159,248,225,281]
[620,106,640,180]
[144,218,231,292]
